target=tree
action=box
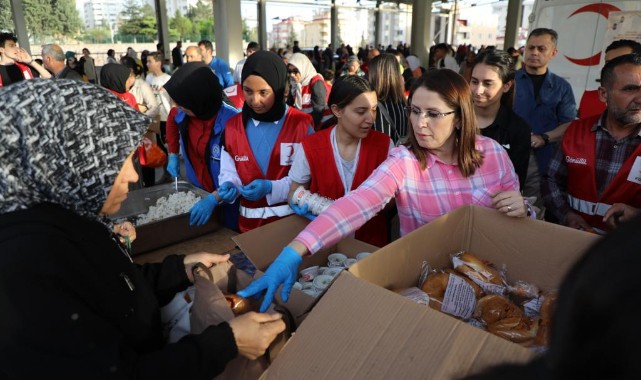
[169,10,192,40]
[118,2,157,41]
[242,19,257,43]
[0,0,13,32]
[81,26,111,43]
[22,0,56,39]
[50,0,82,37]
[186,0,214,41]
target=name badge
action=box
[627,156,641,185]
[302,94,311,104]
[280,143,300,166]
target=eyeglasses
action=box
[287,69,299,75]
[406,106,456,120]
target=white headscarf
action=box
[288,52,319,109]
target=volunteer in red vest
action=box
[164,62,241,228]
[99,63,139,110]
[543,54,641,234]
[0,32,50,87]
[288,75,393,247]
[287,52,330,130]
[217,51,314,232]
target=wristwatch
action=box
[540,133,550,145]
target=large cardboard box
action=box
[232,215,378,324]
[261,205,601,379]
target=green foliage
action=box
[81,26,111,44]
[242,19,257,43]
[185,0,214,41]
[169,10,192,40]
[118,2,157,40]
[0,0,13,32]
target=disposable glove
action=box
[239,179,272,201]
[167,153,180,178]
[218,181,239,203]
[237,246,302,312]
[289,201,317,221]
[189,194,218,226]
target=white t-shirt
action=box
[289,127,394,195]
[145,73,172,121]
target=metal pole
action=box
[9,0,30,54]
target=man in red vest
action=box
[543,54,641,234]
[0,33,50,87]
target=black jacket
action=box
[0,203,237,379]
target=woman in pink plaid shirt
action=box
[240,69,533,312]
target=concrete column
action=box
[257,0,268,50]
[374,0,382,48]
[331,0,338,49]
[155,0,170,58]
[411,0,433,66]
[9,0,30,53]
[213,0,244,69]
[504,0,523,50]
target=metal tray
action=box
[112,181,221,255]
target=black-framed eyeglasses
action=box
[406,106,456,120]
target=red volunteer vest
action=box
[303,126,390,247]
[564,115,641,231]
[0,62,33,88]
[225,107,312,232]
[302,75,332,130]
[223,83,245,109]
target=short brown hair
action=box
[404,70,483,176]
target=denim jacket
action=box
[513,68,576,174]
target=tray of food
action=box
[112,181,221,255]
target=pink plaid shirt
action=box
[295,136,519,254]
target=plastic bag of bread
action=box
[420,270,477,319]
[451,251,507,295]
[487,316,540,344]
[533,291,557,347]
[508,280,540,300]
[474,294,524,325]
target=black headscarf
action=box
[100,63,131,93]
[0,79,149,222]
[164,62,223,120]
[241,50,288,123]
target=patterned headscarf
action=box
[0,79,149,221]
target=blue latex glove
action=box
[167,153,180,178]
[218,181,239,203]
[189,194,218,226]
[237,246,302,312]
[239,179,272,201]
[289,201,317,221]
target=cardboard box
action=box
[262,206,601,379]
[232,215,378,324]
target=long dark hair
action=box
[368,53,405,103]
[470,49,516,109]
[404,69,482,176]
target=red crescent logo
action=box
[564,3,621,66]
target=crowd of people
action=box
[2,25,641,378]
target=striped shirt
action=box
[295,136,520,254]
[374,99,408,144]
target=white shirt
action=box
[145,73,172,121]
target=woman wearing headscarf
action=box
[0,79,285,379]
[164,62,240,228]
[286,52,330,129]
[340,55,365,78]
[214,51,314,233]
[100,62,139,110]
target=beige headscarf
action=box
[288,53,319,109]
